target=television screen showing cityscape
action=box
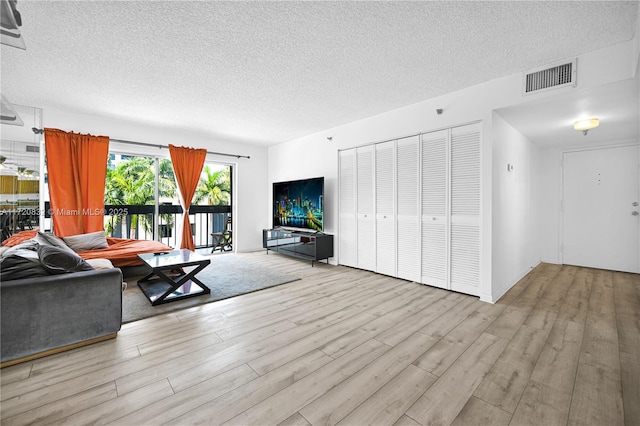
[273,177,324,231]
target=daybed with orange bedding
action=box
[1,230,171,267]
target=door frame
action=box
[559,142,640,271]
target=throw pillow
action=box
[36,231,75,254]
[37,244,95,274]
[62,230,109,252]
[0,254,50,280]
[85,258,114,270]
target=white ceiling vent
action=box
[523,59,577,96]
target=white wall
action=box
[634,1,640,76]
[536,148,561,264]
[268,134,339,237]
[270,39,637,302]
[42,108,269,251]
[491,112,540,301]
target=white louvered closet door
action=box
[450,123,481,295]
[339,149,356,267]
[396,136,421,282]
[376,141,395,277]
[356,145,376,271]
[421,129,449,289]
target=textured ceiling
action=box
[1,1,638,146]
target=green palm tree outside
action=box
[194,165,230,206]
[104,157,176,238]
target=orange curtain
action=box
[44,128,110,237]
[169,144,207,250]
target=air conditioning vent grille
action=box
[25,145,39,153]
[524,60,576,95]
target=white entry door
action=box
[562,145,640,273]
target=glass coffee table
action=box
[137,249,211,305]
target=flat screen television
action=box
[273,176,324,232]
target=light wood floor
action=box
[1,252,639,426]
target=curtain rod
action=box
[32,128,250,159]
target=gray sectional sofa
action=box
[1,268,123,366]
[0,233,124,367]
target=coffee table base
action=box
[138,278,210,305]
[138,263,211,305]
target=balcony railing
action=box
[43,202,231,250]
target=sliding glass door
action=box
[105,153,232,249]
[43,151,232,251]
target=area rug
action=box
[122,254,299,323]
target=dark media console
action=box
[263,229,333,266]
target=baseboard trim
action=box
[1,333,118,368]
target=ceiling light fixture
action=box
[574,118,599,135]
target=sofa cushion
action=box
[0,254,49,280]
[62,231,109,252]
[85,258,114,270]
[2,239,39,258]
[35,231,75,254]
[0,240,48,281]
[37,244,94,274]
